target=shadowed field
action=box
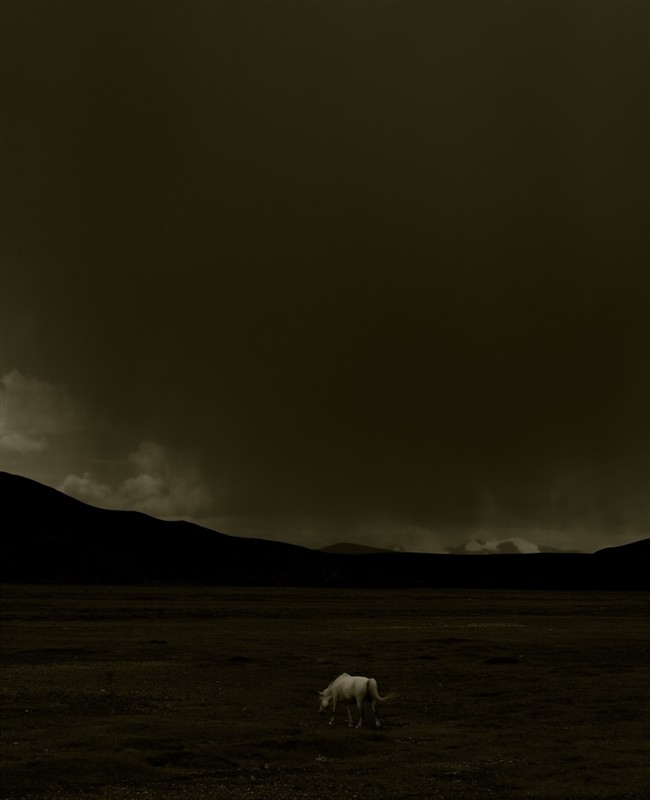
[1,586,648,799]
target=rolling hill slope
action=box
[1,472,647,589]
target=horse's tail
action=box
[367,678,400,703]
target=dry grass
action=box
[1,585,649,799]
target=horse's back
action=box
[333,674,370,700]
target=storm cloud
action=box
[2,2,648,552]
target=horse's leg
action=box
[328,699,337,726]
[371,699,382,728]
[355,698,365,728]
[347,702,354,727]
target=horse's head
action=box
[317,690,331,715]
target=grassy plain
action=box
[1,585,648,800]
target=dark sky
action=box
[2,1,649,552]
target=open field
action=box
[1,585,648,800]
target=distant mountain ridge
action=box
[447,537,584,555]
[320,542,395,555]
[1,472,648,590]
[322,538,580,556]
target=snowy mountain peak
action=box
[448,537,574,555]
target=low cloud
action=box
[0,370,83,455]
[60,441,212,519]
[2,370,213,522]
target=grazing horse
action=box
[317,673,398,728]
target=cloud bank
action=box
[60,441,212,519]
[1,370,212,522]
[2,367,647,553]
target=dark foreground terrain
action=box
[1,586,648,800]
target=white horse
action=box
[317,673,399,728]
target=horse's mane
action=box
[324,672,350,692]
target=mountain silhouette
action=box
[0,471,326,585]
[320,542,395,555]
[1,472,647,589]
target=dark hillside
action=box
[594,538,650,560]
[1,472,647,589]
[0,472,327,585]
